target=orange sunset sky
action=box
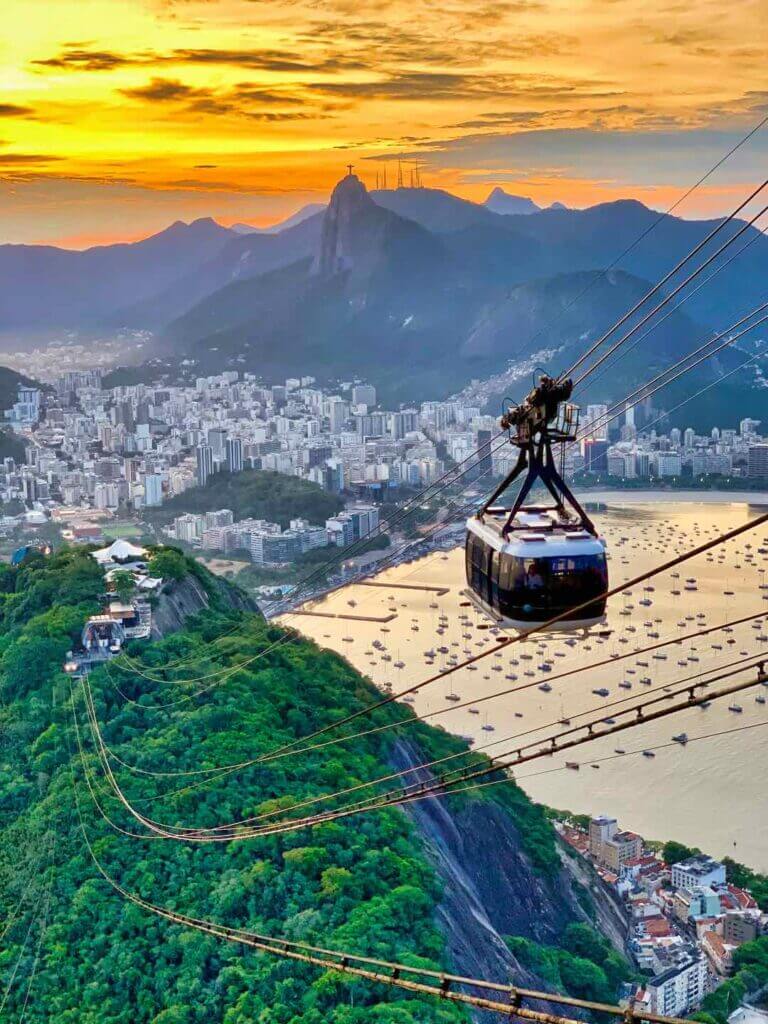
[1,0,767,246]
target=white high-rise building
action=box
[589,816,617,858]
[584,404,609,441]
[648,957,708,1017]
[143,473,163,507]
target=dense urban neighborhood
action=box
[1,371,768,578]
[557,815,767,1018]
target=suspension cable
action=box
[100,606,767,789]
[559,176,768,382]
[570,204,768,389]
[71,779,689,1024]
[581,222,767,393]
[115,652,768,830]
[77,654,765,842]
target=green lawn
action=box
[101,522,142,539]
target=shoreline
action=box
[580,489,768,505]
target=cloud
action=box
[375,126,768,189]
[117,76,318,122]
[120,77,197,102]
[33,47,135,71]
[0,153,62,164]
[309,70,622,103]
[33,43,366,76]
[170,47,365,72]
[0,103,36,118]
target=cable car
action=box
[465,374,608,631]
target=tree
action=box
[562,923,608,963]
[662,840,697,865]
[148,547,188,582]
[111,570,135,603]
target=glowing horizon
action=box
[2,0,766,246]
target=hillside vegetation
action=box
[694,937,768,1024]
[0,365,45,412]
[145,469,344,528]
[0,546,562,1023]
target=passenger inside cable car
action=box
[465,533,607,625]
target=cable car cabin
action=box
[465,509,608,631]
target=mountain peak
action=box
[484,187,540,216]
[328,172,371,211]
[314,173,377,276]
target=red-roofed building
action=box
[702,931,735,976]
[643,917,673,939]
[724,884,758,910]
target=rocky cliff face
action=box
[391,739,595,1014]
[313,172,444,284]
[151,572,259,639]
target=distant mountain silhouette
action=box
[372,186,498,232]
[484,187,541,216]
[230,203,326,235]
[114,212,323,328]
[0,218,236,331]
[314,173,444,280]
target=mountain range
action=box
[1,175,766,418]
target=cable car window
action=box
[466,534,491,600]
[489,549,501,608]
[495,552,607,620]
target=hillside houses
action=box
[557,815,766,1015]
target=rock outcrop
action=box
[313,171,443,283]
[391,739,594,1015]
[151,571,259,639]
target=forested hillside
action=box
[145,469,344,528]
[0,547,579,1023]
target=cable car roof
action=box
[467,514,606,558]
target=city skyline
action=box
[2,0,767,246]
